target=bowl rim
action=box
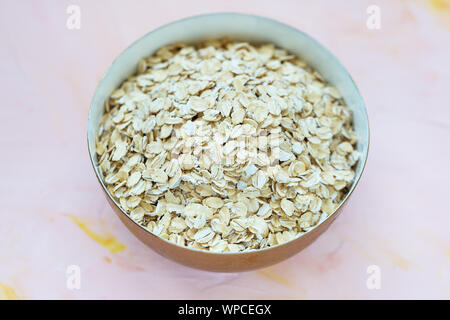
[87,12,370,256]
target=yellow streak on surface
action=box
[65,215,126,253]
[415,229,450,259]
[382,247,418,271]
[256,268,293,287]
[430,0,450,11]
[429,0,450,28]
[0,283,21,300]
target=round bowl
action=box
[87,13,369,272]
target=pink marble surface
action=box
[0,0,449,300]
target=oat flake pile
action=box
[95,39,359,253]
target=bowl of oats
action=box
[88,13,369,272]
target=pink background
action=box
[1,0,449,299]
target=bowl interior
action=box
[87,13,369,251]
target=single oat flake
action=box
[95,39,359,253]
